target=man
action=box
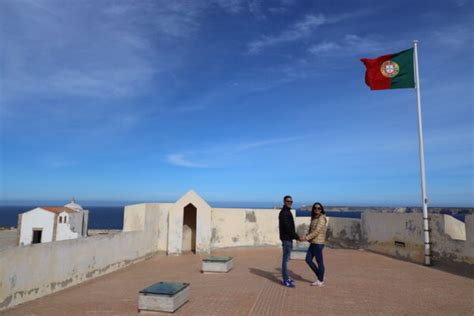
[279,195,303,288]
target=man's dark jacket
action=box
[279,206,299,241]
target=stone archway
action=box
[167,191,212,255]
[182,203,197,253]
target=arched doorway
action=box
[182,203,197,253]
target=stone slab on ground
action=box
[138,282,190,313]
[290,247,308,260]
[202,256,233,273]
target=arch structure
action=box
[167,191,212,255]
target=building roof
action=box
[64,198,83,210]
[41,207,77,214]
[3,248,473,315]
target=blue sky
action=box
[0,0,472,207]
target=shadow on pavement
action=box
[249,267,312,284]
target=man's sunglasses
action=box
[285,200,293,203]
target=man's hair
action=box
[283,195,292,202]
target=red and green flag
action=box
[361,48,415,90]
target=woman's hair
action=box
[311,202,325,218]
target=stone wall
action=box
[361,213,424,263]
[295,216,362,249]
[362,213,474,277]
[2,192,472,312]
[430,214,473,277]
[0,204,160,311]
[210,208,284,248]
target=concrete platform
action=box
[202,256,233,273]
[3,248,474,315]
[290,247,308,260]
[138,282,190,313]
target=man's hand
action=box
[299,235,306,242]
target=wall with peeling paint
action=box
[210,208,285,248]
[362,213,425,263]
[2,192,472,311]
[362,213,474,277]
[429,214,473,277]
[0,203,161,311]
[295,217,362,249]
[167,191,212,255]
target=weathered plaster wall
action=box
[0,204,161,311]
[3,193,472,312]
[148,203,172,253]
[361,213,473,276]
[123,203,147,232]
[210,208,284,248]
[82,210,89,237]
[443,214,466,240]
[430,214,473,276]
[295,217,361,249]
[168,191,212,255]
[56,211,80,241]
[362,213,424,263]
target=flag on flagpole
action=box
[361,48,415,90]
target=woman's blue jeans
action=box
[305,243,325,282]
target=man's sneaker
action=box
[282,280,295,288]
[288,279,295,284]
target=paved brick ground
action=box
[4,248,473,315]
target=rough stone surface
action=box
[3,248,473,315]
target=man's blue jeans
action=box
[281,240,293,281]
[305,243,325,282]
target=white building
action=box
[17,199,89,246]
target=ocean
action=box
[0,206,465,229]
[0,206,125,229]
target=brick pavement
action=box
[3,248,473,315]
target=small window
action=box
[59,216,62,223]
[64,216,67,223]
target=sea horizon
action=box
[1,203,471,229]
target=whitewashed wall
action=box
[167,191,212,255]
[210,208,286,248]
[1,204,161,311]
[56,211,80,241]
[19,208,55,245]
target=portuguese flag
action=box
[361,48,415,90]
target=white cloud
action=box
[166,154,206,168]
[166,136,305,168]
[235,136,303,151]
[247,9,373,55]
[308,34,390,57]
[248,0,266,19]
[212,0,246,14]
[248,14,327,54]
[432,24,472,48]
[308,41,341,54]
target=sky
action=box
[0,0,472,207]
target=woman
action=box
[304,202,328,287]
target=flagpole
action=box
[413,40,431,266]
